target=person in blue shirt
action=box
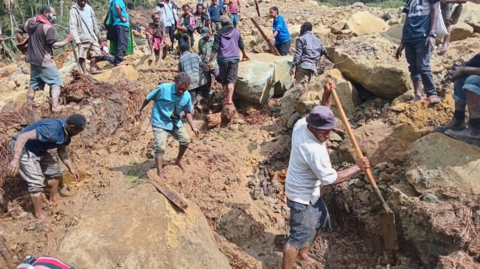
[269,6,291,56]
[395,0,441,103]
[109,0,130,65]
[7,114,87,222]
[135,72,200,180]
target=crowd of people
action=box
[7,0,480,268]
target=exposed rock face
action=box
[235,53,293,105]
[405,133,480,196]
[56,184,231,269]
[327,34,412,100]
[345,11,389,36]
[93,65,140,83]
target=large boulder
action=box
[338,120,420,166]
[288,24,302,39]
[280,69,360,128]
[405,133,480,196]
[458,2,480,24]
[345,11,389,36]
[235,53,293,105]
[449,23,474,42]
[56,183,231,268]
[327,34,412,100]
[381,23,403,44]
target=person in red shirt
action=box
[146,12,166,64]
[227,0,240,28]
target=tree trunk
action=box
[60,0,64,21]
[15,0,25,23]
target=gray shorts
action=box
[211,21,221,32]
[29,65,63,91]
[287,198,331,250]
[11,141,62,193]
[152,125,191,158]
[218,60,239,85]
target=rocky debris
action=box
[235,53,293,105]
[450,22,474,42]
[389,187,480,267]
[328,34,412,100]
[458,2,480,24]
[287,24,302,39]
[56,183,230,268]
[381,23,403,44]
[345,11,390,36]
[330,20,347,34]
[405,133,480,197]
[436,251,480,269]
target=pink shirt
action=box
[228,0,240,13]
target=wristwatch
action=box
[429,30,437,38]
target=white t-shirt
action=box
[285,118,338,205]
[80,4,94,33]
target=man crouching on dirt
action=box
[135,72,200,180]
[7,114,86,222]
[282,79,370,269]
[434,52,480,143]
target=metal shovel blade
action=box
[381,210,399,250]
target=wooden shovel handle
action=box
[330,88,391,211]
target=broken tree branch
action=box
[0,235,14,269]
[250,18,280,56]
[147,170,188,212]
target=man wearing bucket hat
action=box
[282,79,370,268]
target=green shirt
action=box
[198,36,218,70]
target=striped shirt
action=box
[178,51,207,90]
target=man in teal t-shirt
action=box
[109,0,130,65]
[135,72,200,180]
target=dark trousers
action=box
[275,40,291,56]
[166,25,175,51]
[113,25,129,65]
[404,40,437,97]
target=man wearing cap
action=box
[7,114,87,222]
[282,80,370,269]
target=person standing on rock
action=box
[108,0,130,66]
[135,73,200,180]
[18,5,74,113]
[70,0,103,75]
[290,22,332,85]
[178,42,208,109]
[227,0,241,29]
[438,0,468,55]
[434,52,480,143]
[395,0,442,103]
[208,0,224,34]
[282,80,370,269]
[269,7,291,56]
[208,15,249,105]
[7,114,87,222]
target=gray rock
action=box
[422,193,440,204]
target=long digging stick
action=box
[331,88,399,251]
[0,235,14,269]
[250,18,280,56]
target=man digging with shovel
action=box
[282,79,370,269]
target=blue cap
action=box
[306,106,336,130]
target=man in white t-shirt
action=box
[155,0,179,54]
[282,79,370,269]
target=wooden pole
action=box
[250,18,280,56]
[254,0,260,17]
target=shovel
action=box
[330,86,399,250]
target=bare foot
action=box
[89,68,103,75]
[149,53,155,61]
[295,254,319,265]
[48,198,62,206]
[175,159,186,172]
[35,213,47,223]
[157,172,166,180]
[51,105,63,113]
[438,42,449,55]
[115,61,128,66]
